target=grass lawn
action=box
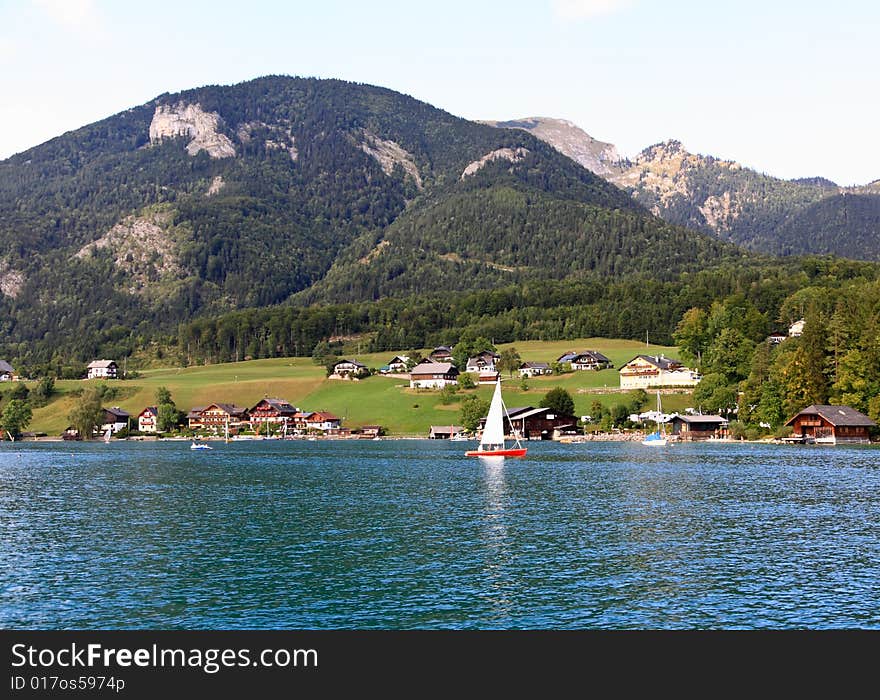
[21,338,691,436]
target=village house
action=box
[619,355,701,389]
[429,425,466,439]
[767,332,787,345]
[87,360,119,379]
[409,362,459,389]
[186,406,207,432]
[428,346,454,363]
[137,406,159,433]
[358,425,382,438]
[190,403,249,435]
[572,351,612,371]
[101,407,130,435]
[788,319,805,337]
[518,361,552,378]
[249,398,298,433]
[668,414,728,440]
[465,350,500,374]
[380,355,410,374]
[331,359,369,378]
[305,411,342,434]
[476,369,500,384]
[785,405,876,444]
[0,360,16,381]
[291,411,313,433]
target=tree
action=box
[498,347,522,377]
[627,389,649,414]
[438,384,459,405]
[540,387,575,417]
[457,372,476,389]
[68,388,104,439]
[1,399,32,438]
[674,307,710,367]
[155,386,173,407]
[29,377,55,408]
[460,395,490,433]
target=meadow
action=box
[21,338,692,436]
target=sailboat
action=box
[465,379,527,458]
[103,427,112,443]
[642,390,668,446]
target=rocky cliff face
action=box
[483,117,622,177]
[149,102,236,158]
[461,147,530,179]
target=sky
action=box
[0,0,877,185]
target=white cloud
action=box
[552,0,633,20]
[31,0,99,29]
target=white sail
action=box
[480,381,506,447]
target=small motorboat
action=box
[190,441,212,450]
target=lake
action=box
[1,439,878,629]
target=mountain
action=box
[0,76,734,365]
[489,118,880,260]
[480,118,623,178]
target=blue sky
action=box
[1,0,876,184]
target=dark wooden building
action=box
[481,406,578,440]
[668,414,728,440]
[785,405,875,444]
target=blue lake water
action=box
[1,439,879,629]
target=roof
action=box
[785,405,877,428]
[104,406,130,418]
[207,403,248,416]
[557,352,578,363]
[0,360,14,373]
[88,359,117,369]
[429,425,464,432]
[411,362,456,375]
[623,355,680,371]
[671,414,728,424]
[187,406,207,418]
[139,406,158,416]
[251,397,297,414]
[334,359,367,368]
[307,411,340,422]
[520,361,550,369]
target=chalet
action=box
[186,406,207,431]
[429,346,454,362]
[0,360,16,381]
[481,406,578,441]
[788,319,805,337]
[87,360,119,379]
[249,398,298,433]
[292,411,313,433]
[477,370,500,384]
[381,355,410,374]
[191,403,249,435]
[429,425,466,439]
[101,407,130,435]
[519,361,552,378]
[767,332,787,345]
[569,351,612,371]
[668,414,728,440]
[359,425,382,438]
[785,405,876,444]
[465,351,500,373]
[619,355,701,389]
[306,411,342,433]
[410,362,459,389]
[332,359,368,378]
[137,406,159,433]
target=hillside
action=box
[488,118,880,260]
[0,76,734,366]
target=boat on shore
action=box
[642,391,668,447]
[465,380,527,458]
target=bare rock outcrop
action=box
[149,102,236,158]
[359,131,422,189]
[0,262,24,299]
[461,147,530,180]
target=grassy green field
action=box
[20,338,691,436]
